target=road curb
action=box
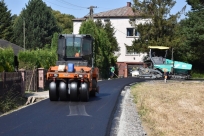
[109,84,133,136]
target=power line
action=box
[96,7,113,10]
[114,28,127,35]
[55,0,87,9]
[43,0,85,10]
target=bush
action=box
[18,49,57,69]
[18,50,38,69]
[191,71,204,79]
[0,47,14,72]
[0,90,27,113]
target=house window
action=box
[104,19,110,22]
[127,28,134,36]
[135,30,140,36]
[129,18,135,21]
[126,46,138,55]
[126,28,140,37]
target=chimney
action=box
[127,2,131,7]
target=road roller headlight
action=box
[78,74,87,78]
[49,74,54,77]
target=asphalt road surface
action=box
[0,77,146,136]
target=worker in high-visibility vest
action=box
[110,66,115,79]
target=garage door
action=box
[127,64,142,77]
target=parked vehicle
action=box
[130,69,140,77]
[46,34,99,102]
[137,46,192,79]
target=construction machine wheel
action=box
[80,82,89,102]
[70,82,78,101]
[92,79,97,88]
[49,81,59,101]
[90,91,96,97]
[90,79,97,97]
[59,81,69,101]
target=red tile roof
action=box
[92,5,139,18]
[73,2,140,21]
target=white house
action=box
[72,2,150,77]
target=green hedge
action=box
[18,49,57,70]
[0,47,14,72]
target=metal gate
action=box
[25,69,37,92]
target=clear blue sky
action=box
[5,0,191,19]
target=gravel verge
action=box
[110,83,147,136]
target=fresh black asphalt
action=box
[0,77,146,136]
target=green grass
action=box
[191,71,204,79]
[0,90,27,114]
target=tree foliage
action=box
[79,19,119,78]
[51,32,58,51]
[131,0,179,53]
[18,49,57,69]
[186,0,204,10]
[52,10,75,34]
[13,0,60,49]
[0,0,13,41]
[177,2,204,70]
[0,47,14,72]
[104,20,119,53]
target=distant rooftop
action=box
[0,39,23,55]
[73,2,140,21]
[92,2,139,18]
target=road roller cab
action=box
[47,34,99,102]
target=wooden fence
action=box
[0,72,23,97]
[0,68,49,97]
[0,67,105,96]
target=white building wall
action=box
[73,21,82,34]
[107,18,145,63]
[72,18,150,63]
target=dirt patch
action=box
[131,80,204,136]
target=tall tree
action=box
[95,19,119,64]
[52,10,75,34]
[103,20,119,67]
[79,19,117,78]
[0,0,13,41]
[104,20,119,53]
[187,0,204,10]
[177,1,204,70]
[131,0,179,53]
[13,0,60,49]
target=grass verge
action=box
[0,90,27,115]
[131,80,204,136]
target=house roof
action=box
[0,39,24,55]
[72,2,140,21]
[92,2,139,18]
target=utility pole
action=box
[87,6,97,20]
[23,18,25,51]
[87,6,97,66]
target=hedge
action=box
[0,47,14,72]
[18,49,57,70]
